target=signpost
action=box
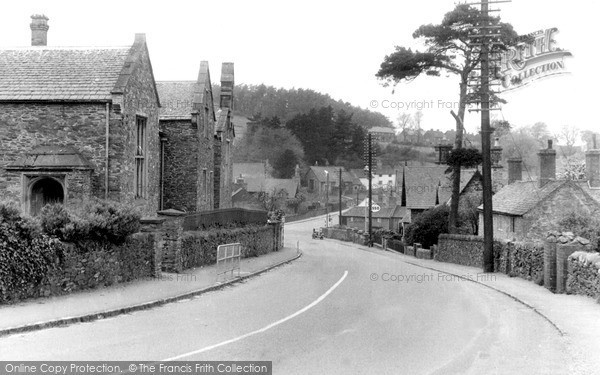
[371,203,381,213]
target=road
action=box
[0,214,573,374]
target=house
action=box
[304,166,359,194]
[233,161,272,189]
[397,165,481,220]
[341,205,407,232]
[156,62,235,212]
[368,127,396,143]
[478,140,600,241]
[0,16,161,216]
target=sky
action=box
[1,0,597,138]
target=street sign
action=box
[371,203,381,213]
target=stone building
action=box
[156,62,235,212]
[479,140,600,241]
[0,15,161,216]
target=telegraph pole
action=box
[480,0,494,272]
[325,170,329,228]
[339,168,343,226]
[368,133,373,246]
[467,0,510,272]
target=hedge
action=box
[180,225,277,270]
[567,251,600,301]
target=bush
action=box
[405,205,449,249]
[0,201,62,303]
[40,199,141,244]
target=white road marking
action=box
[161,270,349,361]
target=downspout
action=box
[105,102,110,200]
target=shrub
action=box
[39,199,141,244]
[405,205,449,249]
[0,201,61,303]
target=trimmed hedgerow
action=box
[180,225,277,270]
[39,199,141,244]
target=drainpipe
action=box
[105,102,110,200]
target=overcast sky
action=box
[1,0,597,137]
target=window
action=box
[511,217,516,233]
[135,116,147,198]
[209,171,213,202]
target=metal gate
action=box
[216,243,242,282]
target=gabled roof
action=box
[156,81,194,120]
[0,34,158,104]
[343,205,406,219]
[0,46,131,101]
[369,127,395,134]
[481,180,566,216]
[399,166,478,209]
[308,166,355,183]
[157,61,214,121]
[251,178,299,196]
[6,145,93,170]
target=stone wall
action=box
[160,119,199,212]
[0,102,107,205]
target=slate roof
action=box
[156,81,195,120]
[482,180,566,216]
[344,205,406,219]
[251,178,299,196]
[369,127,395,134]
[0,46,131,101]
[6,145,93,170]
[308,166,355,183]
[399,166,478,209]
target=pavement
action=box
[373,245,600,375]
[0,245,301,337]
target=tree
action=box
[273,149,299,178]
[233,127,304,167]
[396,112,412,142]
[377,4,519,233]
[412,110,424,144]
[557,124,579,157]
[404,205,450,249]
[529,122,551,146]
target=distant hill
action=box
[214,83,393,131]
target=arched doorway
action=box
[30,177,64,216]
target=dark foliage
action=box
[405,205,450,249]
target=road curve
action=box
[0,214,572,374]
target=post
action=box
[325,171,329,228]
[339,168,343,226]
[368,133,373,247]
[481,0,494,273]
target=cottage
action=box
[341,205,407,232]
[479,141,600,241]
[304,166,360,194]
[368,127,396,143]
[0,16,160,216]
[397,165,481,220]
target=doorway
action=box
[30,177,64,216]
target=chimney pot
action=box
[30,14,49,46]
[547,139,553,149]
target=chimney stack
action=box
[220,62,234,110]
[538,139,556,188]
[30,15,49,46]
[586,134,600,188]
[507,158,523,184]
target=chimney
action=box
[507,158,523,184]
[586,135,600,188]
[538,139,556,188]
[30,14,49,46]
[220,62,234,110]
